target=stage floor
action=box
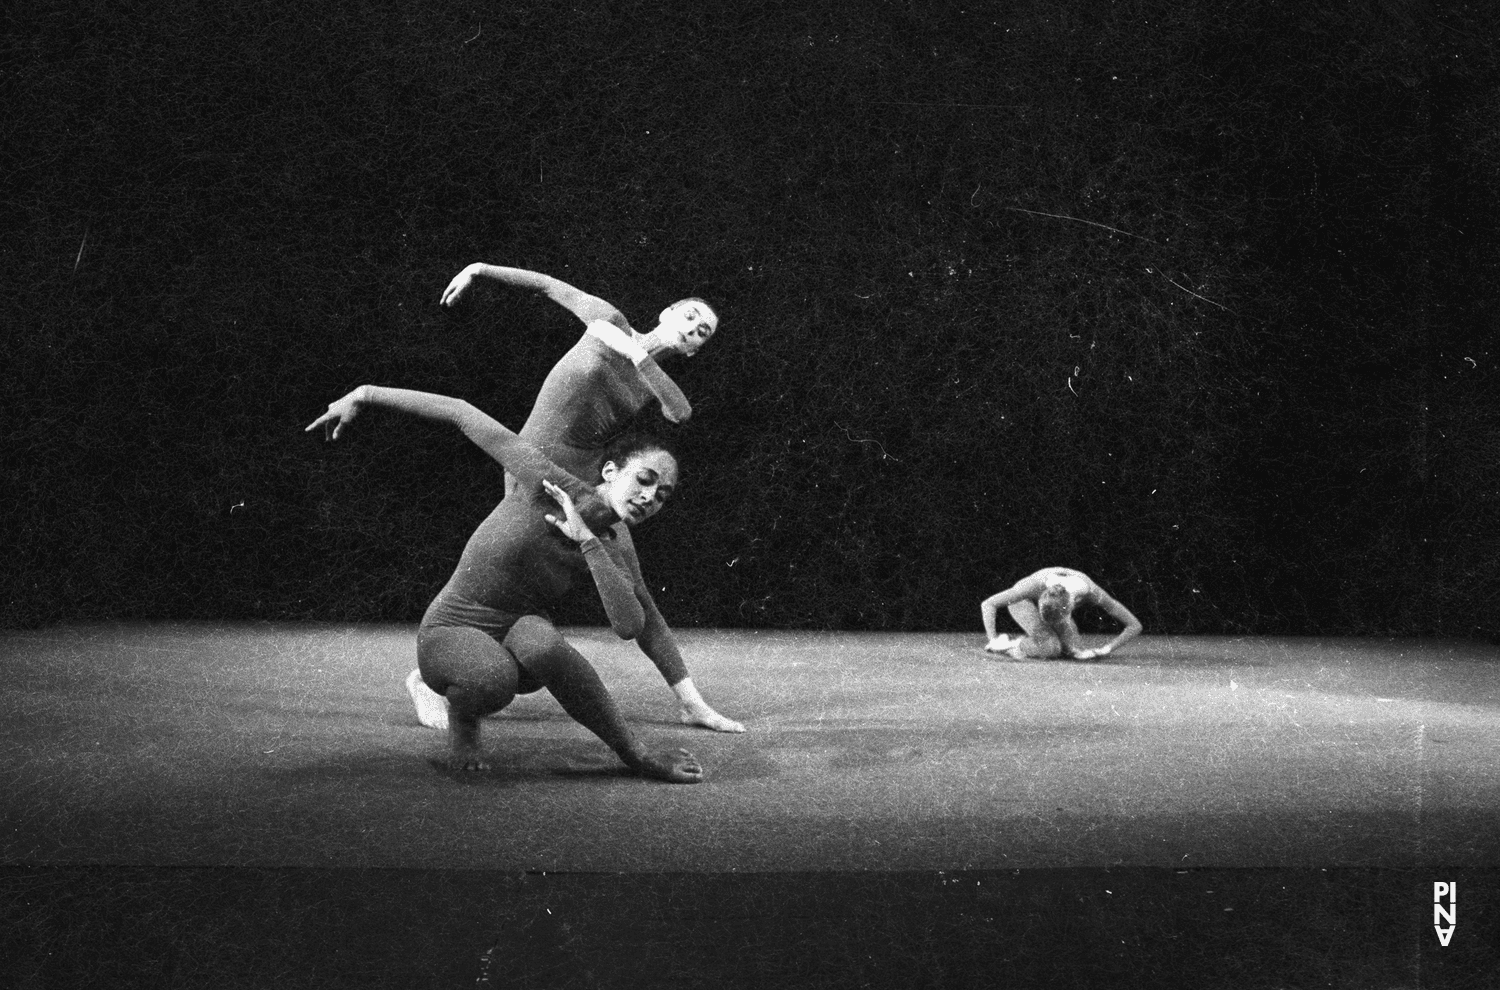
[2,625,1496,871]
[3,625,1498,987]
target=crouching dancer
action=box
[307,385,702,782]
[981,567,1143,661]
[410,262,741,734]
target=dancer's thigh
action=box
[417,624,522,712]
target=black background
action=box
[6,0,1498,636]
[6,2,1500,985]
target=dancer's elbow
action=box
[611,621,645,641]
[609,609,646,640]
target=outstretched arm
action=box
[584,321,693,424]
[440,264,695,424]
[636,595,744,732]
[980,585,1029,641]
[610,528,744,732]
[1075,590,1144,660]
[306,385,615,530]
[441,264,630,329]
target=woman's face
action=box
[655,301,718,357]
[600,449,678,525]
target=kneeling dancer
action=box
[308,385,702,782]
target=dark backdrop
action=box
[5,0,1498,637]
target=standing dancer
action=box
[403,263,743,733]
[308,385,703,782]
[981,567,1143,660]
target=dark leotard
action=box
[418,407,645,694]
[510,327,655,490]
[492,327,692,687]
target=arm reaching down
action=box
[585,321,693,423]
[980,585,1029,646]
[634,361,692,424]
[636,595,744,732]
[1074,590,1143,660]
[609,527,744,732]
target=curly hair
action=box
[601,432,678,472]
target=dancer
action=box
[440,262,718,440]
[308,384,703,782]
[981,567,1143,660]
[403,263,742,734]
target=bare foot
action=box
[447,714,487,771]
[679,703,745,733]
[634,747,703,784]
[407,669,450,730]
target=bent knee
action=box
[508,615,567,653]
[506,616,593,683]
[1024,636,1064,659]
[418,623,519,703]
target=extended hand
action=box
[305,387,367,440]
[542,479,596,543]
[1074,646,1112,661]
[440,266,477,307]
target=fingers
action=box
[304,412,340,439]
[544,514,581,541]
[541,479,574,508]
[440,274,468,306]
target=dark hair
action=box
[671,296,717,321]
[601,432,677,471]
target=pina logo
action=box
[1433,882,1456,946]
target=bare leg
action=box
[1004,601,1064,659]
[505,616,703,783]
[1055,615,1087,659]
[417,625,520,771]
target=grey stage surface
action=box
[2,624,1496,871]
